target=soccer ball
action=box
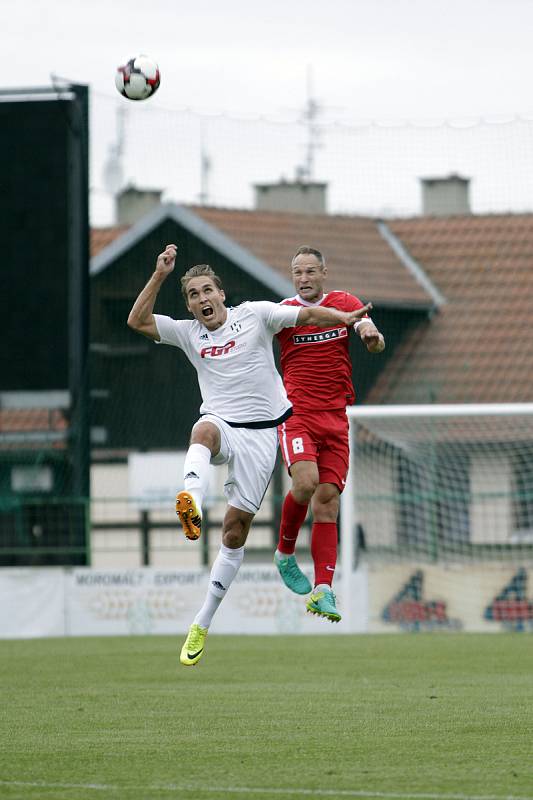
[115,55,160,101]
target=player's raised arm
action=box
[127,244,177,341]
[295,302,373,329]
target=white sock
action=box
[183,443,211,515]
[194,544,244,629]
[314,583,331,593]
[275,549,290,562]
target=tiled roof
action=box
[0,409,68,450]
[90,208,434,308]
[90,226,129,258]
[366,214,533,404]
[0,408,67,432]
[189,206,432,307]
[90,207,533,405]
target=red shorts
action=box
[278,409,349,493]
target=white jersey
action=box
[154,301,300,425]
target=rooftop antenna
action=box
[298,65,323,182]
[103,104,126,196]
[198,119,211,205]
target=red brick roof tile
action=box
[189,206,431,307]
[0,409,68,450]
[91,226,129,258]
[366,214,533,404]
[90,207,533,404]
[90,208,433,307]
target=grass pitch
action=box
[0,633,532,800]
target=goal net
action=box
[340,404,533,631]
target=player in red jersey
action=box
[275,246,385,622]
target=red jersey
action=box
[276,291,367,413]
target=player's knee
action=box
[222,512,251,548]
[190,421,220,454]
[292,475,318,503]
[222,526,246,549]
[313,501,339,522]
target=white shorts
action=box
[195,414,278,514]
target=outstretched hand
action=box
[156,244,177,276]
[343,302,373,326]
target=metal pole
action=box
[340,421,356,632]
[141,510,150,566]
[68,84,90,501]
[347,403,533,420]
[201,509,209,568]
[66,84,90,564]
[272,457,283,548]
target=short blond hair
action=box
[180,264,224,301]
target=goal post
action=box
[340,404,533,630]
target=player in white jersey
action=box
[127,244,371,665]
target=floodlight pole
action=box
[68,83,90,504]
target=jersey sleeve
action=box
[250,301,300,333]
[153,314,192,349]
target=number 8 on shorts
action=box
[292,437,305,454]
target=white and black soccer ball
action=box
[115,55,160,101]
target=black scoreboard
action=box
[0,86,90,565]
[0,90,88,392]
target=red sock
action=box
[311,522,338,586]
[277,492,308,554]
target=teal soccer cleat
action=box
[306,587,341,623]
[275,553,312,595]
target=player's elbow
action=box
[127,314,159,341]
[127,312,143,333]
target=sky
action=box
[4,0,533,223]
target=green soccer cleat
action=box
[306,587,341,623]
[275,553,312,595]
[180,623,208,666]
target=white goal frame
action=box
[340,403,533,629]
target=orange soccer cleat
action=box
[175,491,202,540]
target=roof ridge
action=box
[90,202,294,297]
[377,220,446,308]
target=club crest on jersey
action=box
[293,327,348,345]
[200,340,236,358]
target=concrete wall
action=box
[470,453,513,544]
[89,459,296,568]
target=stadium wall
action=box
[1,563,531,637]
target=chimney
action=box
[116,185,163,224]
[254,179,327,214]
[421,174,471,216]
